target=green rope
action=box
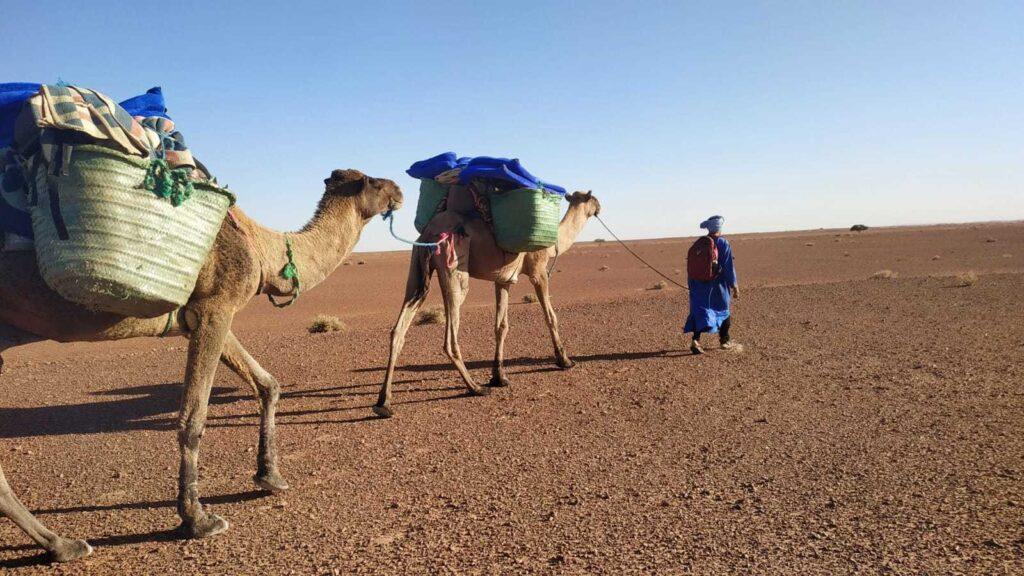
[144,158,194,207]
[158,309,177,338]
[268,236,301,308]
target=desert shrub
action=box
[850,224,869,232]
[870,269,897,280]
[954,271,978,287]
[804,242,815,247]
[522,293,539,303]
[308,315,347,334]
[931,255,941,261]
[594,238,607,243]
[599,265,609,271]
[415,305,446,326]
[649,281,668,290]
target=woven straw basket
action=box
[31,145,235,318]
[488,187,562,253]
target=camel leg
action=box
[374,249,433,419]
[219,331,288,492]
[0,336,92,561]
[176,310,233,539]
[531,274,574,369]
[438,264,488,397]
[488,283,512,387]
[0,461,93,561]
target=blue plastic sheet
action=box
[407,152,565,195]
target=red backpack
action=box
[687,235,720,281]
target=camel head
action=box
[567,190,601,217]
[323,169,404,220]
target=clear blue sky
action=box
[5,1,1022,250]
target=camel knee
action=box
[257,375,280,403]
[177,425,205,451]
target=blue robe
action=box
[684,236,737,334]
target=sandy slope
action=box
[0,221,1022,574]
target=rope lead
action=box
[382,210,447,253]
[594,214,688,290]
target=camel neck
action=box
[241,198,366,297]
[555,203,591,254]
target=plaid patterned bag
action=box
[25,85,195,170]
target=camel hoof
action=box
[181,514,230,539]
[372,405,395,419]
[254,472,290,493]
[468,386,491,397]
[556,358,576,370]
[49,538,92,563]
[488,375,511,388]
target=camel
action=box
[0,168,402,562]
[373,189,601,418]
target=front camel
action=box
[374,190,600,418]
[0,169,402,561]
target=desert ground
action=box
[0,221,1022,574]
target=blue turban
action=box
[700,215,724,233]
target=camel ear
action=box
[586,190,593,198]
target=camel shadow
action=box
[351,349,677,374]
[0,383,245,439]
[33,488,267,516]
[207,391,470,428]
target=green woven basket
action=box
[414,178,448,233]
[488,187,562,253]
[30,145,235,318]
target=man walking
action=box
[684,215,739,354]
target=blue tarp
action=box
[0,83,170,148]
[407,152,566,195]
[0,83,41,148]
[405,152,470,180]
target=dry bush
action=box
[931,255,941,261]
[415,305,446,326]
[804,242,815,247]
[308,315,347,334]
[850,224,869,232]
[649,281,668,290]
[594,238,607,243]
[954,271,978,287]
[870,269,897,280]
[599,265,609,271]
[522,293,539,304]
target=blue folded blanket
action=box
[406,152,470,180]
[407,152,566,195]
